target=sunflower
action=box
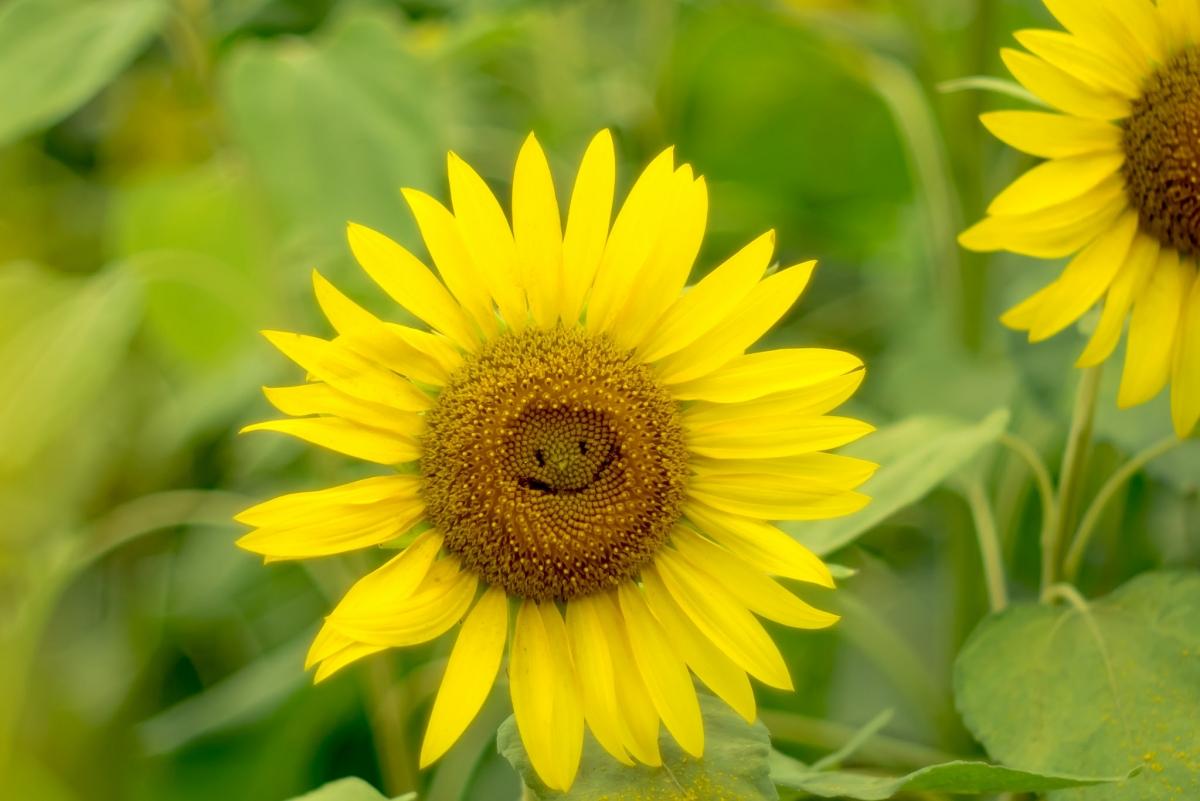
[960,0,1200,436]
[236,131,874,790]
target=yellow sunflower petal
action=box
[686,415,874,460]
[402,187,499,337]
[616,582,704,758]
[987,152,1124,217]
[688,473,869,521]
[1001,48,1130,120]
[510,601,585,791]
[656,261,817,385]
[312,640,385,683]
[560,130,616,324]
[1120,248,1189,407]
[670,347,862,403]
[586,147,677,335]
[1159,0,1200,51]
[329,557,477,646]
[236,475,417,527]
[1026,210,1139,342]
[240,417,419,464]
[262,331,432,411]
[312,271,448,386]
[1077,232,1159,367]
[654,549,793,689]
[640,564,756,723]
[322,531,446,621]
[1171,271,1200,437]
[513,133,565,329]
[565,595,634,766]
[683,370,864,426]
[446,152,528,329]
[589,591,663,766]
[683,500,835,587]
[671,528,839,630]
[1014,30,1141,98]
[263,384,424,437]
[638,231,774,363]
[346,222,479,350]
[979,111,1122,159]
[420,586,509,767]
[386,323,463,378]
[1043,0,1161,73]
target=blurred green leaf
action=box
[771,751,1132,800]
[286,777,414,801]
[0,0,166,146]
[785,409,1010,556]
[955,571,1200,800]
[500,695,777,800]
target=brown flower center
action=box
[1123,46,1200,255]
[420,327,688,601]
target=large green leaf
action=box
[285,777,414,801]
[955,571,1200,800]
[0,0,166,145]
[771,752,1132,800]
[499,695,777,800]
[784,409,1009,555]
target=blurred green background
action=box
[2,1,1196,799]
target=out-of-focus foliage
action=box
[1,1,1196,800]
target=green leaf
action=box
[784,409,1010,556]
[284,777,414,801]
[0,0,167,146]
[955,571,1200,800]
[499,695,777,800]
[771,752,1132,800]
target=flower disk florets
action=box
[420,327,689,601]
[1123,46,1200,255]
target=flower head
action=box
[961,0,1200,436]
[237,131,874,790]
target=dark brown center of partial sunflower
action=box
[419,327,688,601]
[1122,46,1200,255]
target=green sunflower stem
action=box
[1063,435,1181,582]
[1041,366,1103,601]
[964,479,1007,612]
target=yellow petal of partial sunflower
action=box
[330,557,477,646]
[639,231,774,363]
[312,271,448,386]
[312,640,386,683]
[263,384,425,438]
[513,134,565,329]
[688,473,870,521]
[671,528,840,630]
[346,222,479,350]
[510,601,585,791]
[610,171,709,351]
[538,602,586,789]
[1159,0,1200,51]
[656,261,817,385]
[589,591,663,766]
[689,452,877,491]
[683,500,835,586]
[640,564,756,723]
[1001,49,1130,120]
[960,177,1126,258]
[670,347,862,403]
[686,415,874,460]
[446,152,528,330]
[980,111,1122,159]
[560,130,616,325]
[1171,270,1200,437]
[1014,30,1141,98]
[1026,210,1139,342]
[565,595,634,766]
[1077,232,1159,367]
[987,152,1125,217]
[402,188,500,337]
[386,323,463,378]
[240,417,419,464]
[420,586,509,767]
[654,548,793,689]
[1043,0,1161,74]
[586,148,676,336]
[683,370,864,426]
[1120,248,1189,408]
[262,331,432,411]
[616,582,704,758]
[237,475,417,527]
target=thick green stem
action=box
[1042,367,1102,601]
[965,481,1007,612]
[364,657,417,797]
[1063,435,1181,582]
